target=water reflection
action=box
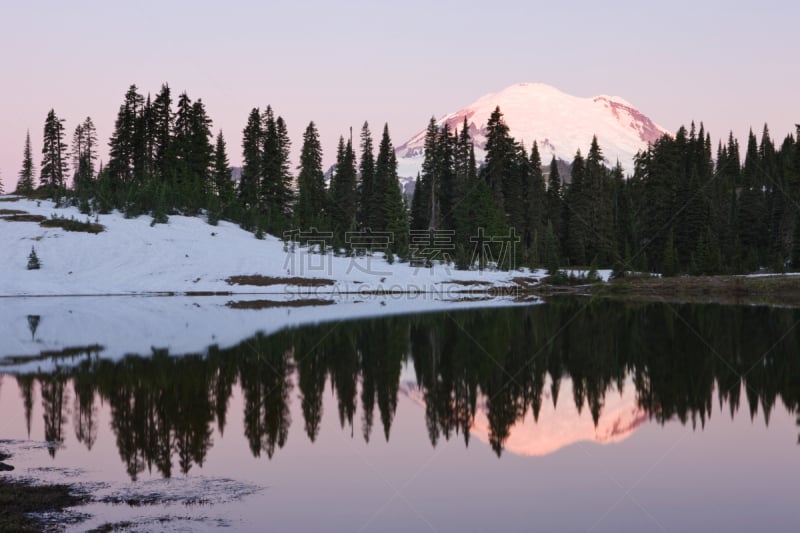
[5,299,800,480]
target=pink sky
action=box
[1,1,798,190]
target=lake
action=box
[1,297,799,532]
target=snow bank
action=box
[0,197,541,297]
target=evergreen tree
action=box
[545,156,564,255]
[413,117,438,231]
[108,85,145,188]
[410,173,425,232]
[436,123,457,231]
[662,228,678,277]
[187,98,214,211]
[482,106,513,209]
[40,109,69,200]
[792,211,800,270]
[526,141,546,266]
[374,124,408,257]
[0,170,4,195]
[239,108,263,215]
[261,107,293,234]
[17,130,36,194]
[27,247,41,270]
[329,135,358,246]
[738,129,768,270]
[210,131,234,222]
[295,121,327,230]
[543,220,560,275]
[565,149,588,265]
[584,136,614,264]
[72,117,98,201]
[152,84,175,183]
[357,122,376,230]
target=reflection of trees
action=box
[239,333,294,459]
[39,372,68,458]
[11,300,800,479]
[72,364,97,450]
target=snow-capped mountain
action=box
[396,82,668,179]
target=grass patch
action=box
[0,197,22,202]
[40,217,104,234]
[226,298,334,309]
[226,275,335,287]
[596,274,800,305]
[0,477,86,532]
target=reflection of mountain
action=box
[403,379,647,457]
[4,300,800,479]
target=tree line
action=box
[12,82,800,275]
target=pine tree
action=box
[375,124,408,257]
[413,117,438,231]
[584,136,614,264]
[526,141,546,266]
[152,84,175,183]
[329,135,358,246]
[0,170,4,195]
[239,108,263,217]
[662,228,678,277]
[792,211,800,271]
[17,130,36,194]
[295,121,327,230]
[545,156,564,254]
[27,247,41,270]
[72,117,98,203]
[738,129,768,270]
[357,122,376,230]
[187,98,214,212]
[482,106,512,209]
[544,220,560,275]
[210,131,234,223]
[565,149,588,265]
[261,107,293,234]
[40,109,69,201]
[108,85,145,188]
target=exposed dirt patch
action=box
[0,197,22,202]
[226,275,335,287]
[226,298,334,309]
[0,209,29,215]
[183,291,233,296]
[441,280,492,286]
[0,213,47,223]
[40,218,105,234]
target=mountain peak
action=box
[396,83,667,177]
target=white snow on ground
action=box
[1,197,544,296]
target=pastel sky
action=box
[1,0,798,189]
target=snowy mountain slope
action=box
[396,82,668,178]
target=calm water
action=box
[1,298,799,532]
